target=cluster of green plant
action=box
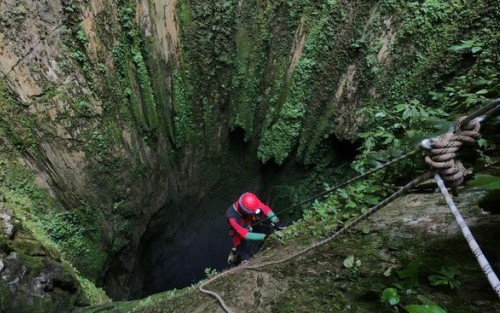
[278,176,389,240]
[469,174,500,190]
[427,266,462,290]
[203,267,218,278]
[111,0,159,137]
[0,81,38,153]
[379,262,464,313]
[229,0,499,169]
[60,5,96,89]
[353,98,450,179]
[173,0,240,147]
[343,254,362,275]
[350,0,497,178]
[381,289,447,313]
[171,70,197,147]
[257,100,305,164]
[3,161,106,277]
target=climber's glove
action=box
[245,232,266,241]
[268,211,279,224]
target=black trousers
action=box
[235,223,274,261]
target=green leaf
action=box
[395,104,407,112]
[471,46,482,53]
[416,295,440,306]
[383,267,392,277]
[346,200,357,209]
[477,138,487,148]
[343,255,354,268]
[398,263,419,289]
[381,288,400,306]
[468,174,500,190]
[405,304,447,313]
[364,197,379,205]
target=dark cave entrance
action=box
[130,127,269,298]
[136,188,236,297]
[129,129,361,299]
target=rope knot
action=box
[422,116,481,187]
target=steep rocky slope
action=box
[77,189,500,312]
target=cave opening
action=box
[125,129,362,299]
[134,188,236,298]
[128,127,273,299]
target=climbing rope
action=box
[199,98,500,311]
[199,270,237,313]
[198,171,432,312]
[454,98,500,133]
[244,172,432,270]
[252,149,419,226]
[420,101,500,298]
[255,98,500,226]
[434,173,500,299]
[421,116,481,186]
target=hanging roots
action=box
[422,116,481,187]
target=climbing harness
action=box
[199,98,500,312]
[434,173,500,299]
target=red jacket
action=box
[226,200,272,246]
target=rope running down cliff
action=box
[434,173,500,299]
[422,110,500,299]
[198,171,432,313]
[199,171,432,313]
[199,98,500,312]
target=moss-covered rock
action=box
[0,204,88,312]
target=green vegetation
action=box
[0,0,499,311]
[0,156,110,306]
[2,157,110,281]
[382,290,448,313]
[427,266,462,290]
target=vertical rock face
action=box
[0,0,497,302]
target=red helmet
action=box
[238,192,261,215]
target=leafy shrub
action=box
[427,266,461,290]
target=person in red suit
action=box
[226,192,284,265]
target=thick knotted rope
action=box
[422,116,481,186]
